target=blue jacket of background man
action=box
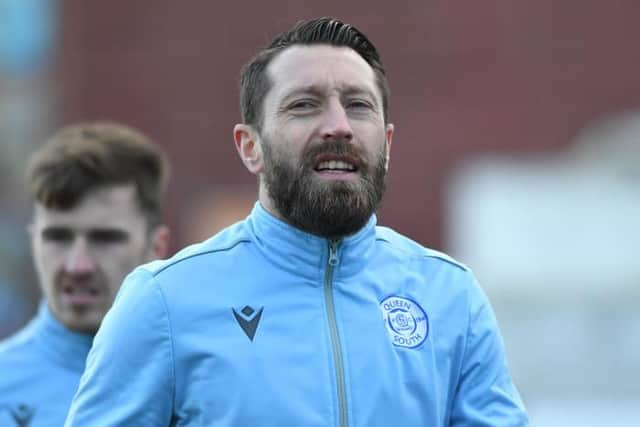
[65,202,529,426]
[0,302,92,427]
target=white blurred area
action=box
[445,111,640,426]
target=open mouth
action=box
[315,159,357,172]
[62,283,100,305]
[313,154,360,176]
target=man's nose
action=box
[321,100,353,142]
[64,239,96,275]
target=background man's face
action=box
[257,45,393,237]
[30,184,156,333]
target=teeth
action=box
[317,160,356,171]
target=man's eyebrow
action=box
[280,84,378,103]
[341,87,380,107]
[280,85,325,103]
[341,85,376,97]
[41,226,73,238]
[87,228,129,239]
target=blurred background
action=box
[0,0,638,425]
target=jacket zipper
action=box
[324,239,348,427]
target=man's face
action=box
[30,185,162,333]
[254,45,393,238]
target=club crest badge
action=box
[380,296,429,348]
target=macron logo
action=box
[232,305,264,342]
[10,404,34,427]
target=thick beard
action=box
[261,139,387,239]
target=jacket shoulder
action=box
[0,323,37,365]
[375,226,469,272]
[140,220,252,277]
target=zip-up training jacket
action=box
[0,302,93,427]
[65,202,529,426]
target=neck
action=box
[258,181,284,222]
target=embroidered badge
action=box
[380,296,429,348]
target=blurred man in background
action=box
[0,122,170,427]
[66,18,528,426]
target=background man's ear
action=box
[234,124,264,174]
[148,225,170,260]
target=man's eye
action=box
[88,230,129,244]
[288,99,317,110]
[346,99,373,110]
[41,228,73,243]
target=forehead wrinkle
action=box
[283,82,376,98]
[267,45,380,103]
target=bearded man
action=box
[65,18,528,427]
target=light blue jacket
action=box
[66,203,528,426]
[0,302,93,427]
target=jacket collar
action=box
[27,301,94,371]
[246,202,378,281]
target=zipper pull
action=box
[328,240,340,266]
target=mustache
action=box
[56,269,102,289]
[302,140,367,169]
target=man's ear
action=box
[147,224,170,260]
[234,124,263,175]
[384,123,394,172]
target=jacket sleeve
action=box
[65,268,174,426]
[449,274,529,426]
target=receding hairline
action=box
[239,18,391,130]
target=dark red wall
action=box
[57,0,640,251]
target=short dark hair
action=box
[28,121,170,228]
[239,17,390,131]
